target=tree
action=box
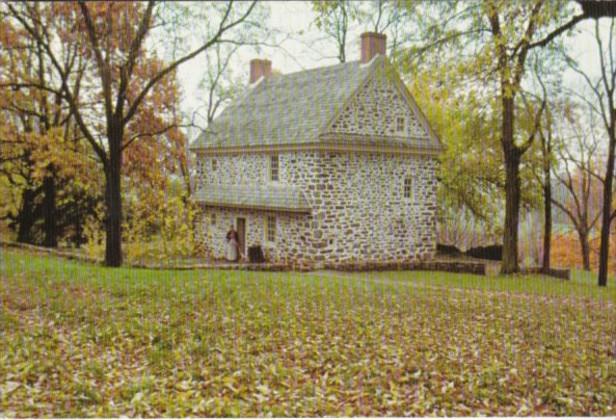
[521,84,555,272]
[564,18,616,286]
[6,1,256,266]
[405,49,551,256]
[311,0,361,63]
[538,99,555,271]
[551,110,604,270]
[0,5,97,247]
[189,1,271,129]
[406,64,506,235]
[522,55,567,272]
[404,0,614,274]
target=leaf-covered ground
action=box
[1,249,615,416]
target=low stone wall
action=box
[1,241,289,272]
[129,261,289,271]
[1,240,102,264]
[521,267,571,281]
[8,241,573,279]
[321,260,487,275]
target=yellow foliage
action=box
[82,189,201,265]
[122,198,197,263]
[82,205,106,261]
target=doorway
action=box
[236,217,246,257]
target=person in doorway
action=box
[225,225,242,262]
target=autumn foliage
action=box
[1,2,197,259]
[551,231,616,275]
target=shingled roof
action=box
[191,58,374,149]
[190,55,442,153]
[194,184,311,213]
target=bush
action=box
[82,183,205,264]
[123,193,198,264]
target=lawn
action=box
[1,249,615,416]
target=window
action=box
[212,159,217,170]
[403,177,412,199]
[265,216,276,242]
[211,213,216,226]
[396,117,405,133]
[270,154,279,181]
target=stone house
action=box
[190,32,443,267]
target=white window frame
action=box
[269,154,279,182]
[396,116,406,134]
[403,177,413,199]
[264,215,276,243]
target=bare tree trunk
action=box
[42,174,57,248]
[16,188,37,244]
[104,121,123,267]
[502,154,521,273]
[542,175,552,272]
[540,116,553,272]
[501,96,521,274]
[577,228,591,271]
[597,123,615,287]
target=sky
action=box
[174,1,612,139]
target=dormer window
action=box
[396,117,406,133]
[270,154,279,181]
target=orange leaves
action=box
[0,17,25,49]
[54,2,145,55]
[551,232,616,275]
[550,233,583,270]
[123,53,185,190]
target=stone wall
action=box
[329,65,429,141]
[521,267,571,281]
[195,150,439,266]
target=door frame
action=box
[236,217,246,256]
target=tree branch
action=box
[119,1,155,114]
[7,3,107,165]
[527,14,587,50]
[121,121,192,151]
[123,0,256,125]
[78,1,113,122]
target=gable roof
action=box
[190,55,442,154]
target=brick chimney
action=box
[360,32,386,63]
[249,59,272,83]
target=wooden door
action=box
[236,218,246,256]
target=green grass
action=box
[1,249,615,416]
[362,268,616,302]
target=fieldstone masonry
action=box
[329,70,427,139]
[192,33,442,268]
[195,151,439,267]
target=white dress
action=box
[226,238,238,262]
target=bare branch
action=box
[123,1,257,125]
[78,1,113,121]
[527,14,586,50]
[121,122,183,151]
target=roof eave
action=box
[195,201,311,214]
[191,140,442,157]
